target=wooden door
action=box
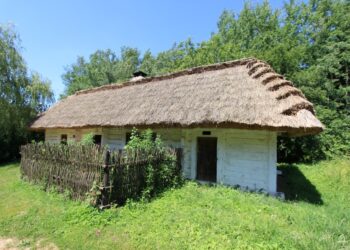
[197,137,217,182]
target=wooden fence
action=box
[20,143,182,207]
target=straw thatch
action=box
[30,58,324,136]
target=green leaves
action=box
[0,25,54,163]
[124,129,182,201]
[80,133,95,146]
[26,72,54,113]
[62,47,141,97]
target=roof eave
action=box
[29,122,324,136]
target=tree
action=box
[284,0,350,161]
[62,47,140,97]
[0,25,54,162]
[62,50,120,96]
[139,50,157,76]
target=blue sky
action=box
[1,0,285,98]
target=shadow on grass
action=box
[278,164,323,205]
[0,161,19,168]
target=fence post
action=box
[100,150,110,209]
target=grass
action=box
[0,159,349,249]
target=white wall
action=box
[102,128,126,150]
[181,128,277,193]
[45,127,277,193]
[45,128,103,143]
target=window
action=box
[60,134,67,144]
[202,131,211,135]
[93,135,102,146]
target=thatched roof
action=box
[30,58,324,136]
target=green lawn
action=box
[0,159,349,249]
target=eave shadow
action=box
[277,164,323,205]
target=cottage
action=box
[30,58,323,194]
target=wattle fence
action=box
[20,143,182,208]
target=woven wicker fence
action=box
[20,143,182,207]
[105,148,182,206]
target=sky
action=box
[1,0,285,98]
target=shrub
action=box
[124,128,183,201]
[81,133,95,146]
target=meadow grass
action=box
[0,158,349,249]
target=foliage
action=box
[0,158,349,249]
[80,132,95,146]
[276,0,350,162]
[62,48,141,96]
[86,181,102,207]
[62,0,350,162]
[124,129,183,201]
[0,25,54,163]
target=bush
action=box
[124,128,183,201]
[80,133,95,146]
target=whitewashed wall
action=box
[181,129,276,193]
[45,127,277,193]
[45,128,104,143]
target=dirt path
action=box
[0,238,20,250]
[0,238,58,250]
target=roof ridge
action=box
[74,57,256,96]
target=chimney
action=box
[131,70,147,81]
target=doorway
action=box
[196,137,217,182]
